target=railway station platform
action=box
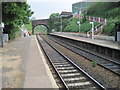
[49,32,120,63]
[50,32,119,50]
[1,35,58,88]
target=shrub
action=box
[103,23,115,36]
[64,20,99,33]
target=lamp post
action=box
[60,16,62,33]
[86,0,88,17]
[77,21,81,36]
[90,22,94,39]
[0,22,4,47]
[79,8,81,36]
[74,6,81,36]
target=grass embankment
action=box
[80,21,99,33]
[87,2,120,36]
[25,22,32,31]
[64,17,99,33]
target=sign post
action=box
[115,22,120,42]
[0,22,4,47]
[90,22,94,39]
[60,16,62,33]
[77,21,81,36]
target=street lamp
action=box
[59,15,62,33]
[77,21,81,36]
[0,22,4,47]
[86,0,88,17]
[60,16,62,33]
[90,22,94,39]
[74,7,81,36]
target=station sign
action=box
[0,22,4,28]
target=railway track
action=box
[47,35,120,76]
[36,35,106,89]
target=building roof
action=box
[60,11,72,16]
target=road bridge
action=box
[32,19,50,34]
[31,15,72,34]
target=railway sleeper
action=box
[53,61,69,64]
[57,66,75,70]
[67,81,93,88]
[61,73,81,77]
[58,69,78,73]
[64,78,88,83]
[54,64,71,67]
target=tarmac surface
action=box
[1,35,58,88]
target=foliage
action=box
[103,23,115,36]
[62,19,69,31]
[48,2,120,36]
[54,22,60,31]
[87,2,120,36]
[49,13,60,31]
[2,2,34,39]
[64,18,79,32]
[104,7,120,20]
[80,15,86,24]
[87,2,120,19]
[25,22,32,31]
[64,18,99,33]
[80,21,91,32]
[49,13,60,19]
[34,25,47,34]
[81,21,99,33]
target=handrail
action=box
[87,23,104,37]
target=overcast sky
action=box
[27,0,83,19]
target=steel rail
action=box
[36,35,69,89]
[49,34,120,65]
[38,35,106,90]
[48,35,120,76]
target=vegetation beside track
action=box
[49,2,120,36]
[2,2,34,39]
[87,2,120,36]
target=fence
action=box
[73,14,107,24]
[86,16,107,24]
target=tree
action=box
[49,13,60,31]
[54,22,60,31]
[2,2,34,39]
[87,2,120,36]
[87,2,120,19]
[49,13,60,19]
[62,19,69,31]
[64,18,79,32]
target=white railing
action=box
[87,23,104,37]
[73,14,107,24]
